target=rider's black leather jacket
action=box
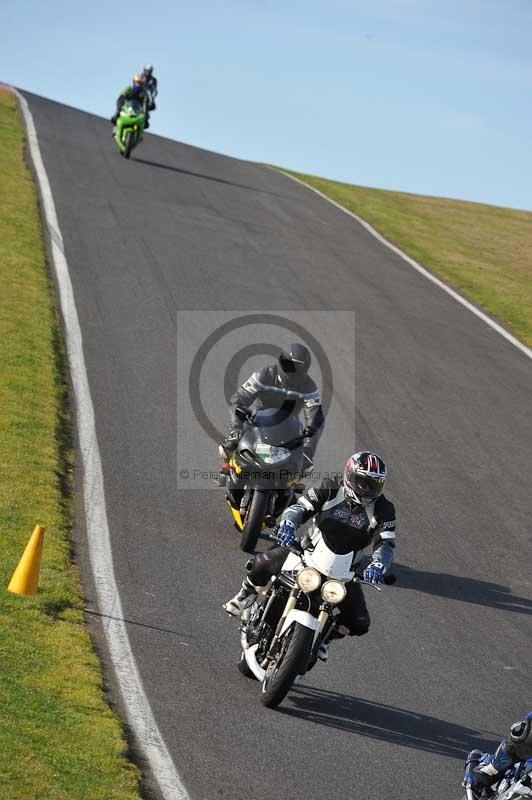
[280,476,396,571]
[144,75,158,97]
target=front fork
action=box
[264,588,298,662]
[266,591,332,662]
[239,487,276,521]
[313,606,335,655]
[267,589,297,655]
[317,607,331,633]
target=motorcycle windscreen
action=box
[123,99,143,116]
[252,408,303,447]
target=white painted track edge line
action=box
[276,169,532,363]
[12,88,190,800]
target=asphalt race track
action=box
[23,91,532,800]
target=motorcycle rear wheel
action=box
[124,131,135,159]
[240,490,269,552]
[260,622,313,708]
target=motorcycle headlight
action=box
[321,580,347,605]
[254,443,290,464]
[296,567,321,593]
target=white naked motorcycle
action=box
[237,529,392,708]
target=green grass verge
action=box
[281,168,532,347]
[0,90,141,800]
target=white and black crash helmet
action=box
[143,64,154,76]
[343,451,387,508]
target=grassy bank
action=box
[0,90,141,799]
[282,169,532,347]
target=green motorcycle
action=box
[113,98,146,159]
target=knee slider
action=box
[246,552,273,585]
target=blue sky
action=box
[3,0,531,209]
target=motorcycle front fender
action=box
[243,643,266,682]
[279,610,320,639]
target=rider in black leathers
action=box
[221,343,324,467]
[224,451,395,661]
[142,64,158,110]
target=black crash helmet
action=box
[278,343,311,380]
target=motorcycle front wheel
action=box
[124,131,135,159]
[260,622,313,708]
[240,490,269,552]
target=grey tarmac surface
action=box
[23,91,532,800]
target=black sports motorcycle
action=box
[221,407,306,552]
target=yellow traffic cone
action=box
[7,525,45,596]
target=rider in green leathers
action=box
[111,74,150,129]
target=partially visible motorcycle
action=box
[462,753,532,800]
[113,98,146,159]
[221,407,307,553]
[234,530,393,709]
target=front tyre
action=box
[124,131,135,159]
[260,622,313,708]
[240,490,269,552]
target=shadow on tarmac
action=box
[391,563,532,616]
[281,687,497,759]
[85,608,195,639]
[134,157,285,198]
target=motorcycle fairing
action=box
[281,551,303,572]
[280,532,354,580]
[115,101,145,152]
[305,533,354,579]
[226,500,244,530]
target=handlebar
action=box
[268,532,303,556]
[268,532,396,588]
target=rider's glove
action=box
[277,519,296,547]
[110,114,118,124]
[363,561,385,584]
[221,429,240,454]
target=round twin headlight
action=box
[321,580,347,605]
[296,567,321,593]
